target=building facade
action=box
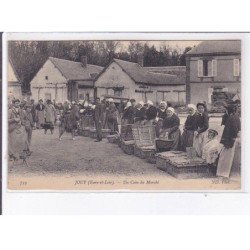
[8,60,22,100]
[185,40,241,109]
[95,59,186,105]
[30,56,103,103]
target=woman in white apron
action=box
[193,103,209,157]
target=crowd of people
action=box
[8,96,241,178]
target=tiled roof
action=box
[186,40,241,56]
[144,66,186,85]
[49,57,103,81]
[113,59,182,85]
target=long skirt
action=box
[216,142,236,178]
[36,110,45,128]
[9,126,29,159]
[193,131,207,157]
[182,129,195,151]
[155,120,163,138]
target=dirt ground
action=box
[7,116,241,191]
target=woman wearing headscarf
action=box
[155,101,167,138]
[134,101,146,125]
[160,107,181,151]
[181,104,197,151]
[144,100,157,125]
[193,102,209,157]
[202,129,222,165]
[216,104,241,178]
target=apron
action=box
[216,142,236,178]
[193,131,207,157]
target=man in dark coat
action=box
[94,97,103,142]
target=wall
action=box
[30,59,68,102]
[78,87,94,101]
[95,61,186,105]
[187,54,241,107]
[95,61,136,99]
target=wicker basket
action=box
[121,140,135,155]
[155,139,174,152]
[107,132,120,144]
[155,152,215,179]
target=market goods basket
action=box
[155,138,174,152]
[155,151,215,179]
[120,139,135,155]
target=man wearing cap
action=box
[20,104,35,146]
[145,100,157,125]
[106,98,119,133]
[94,97,103,142]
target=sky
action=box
[117,40,201,53]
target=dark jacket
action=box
[162,113,180,134]
[135,107,146,122]
[195,112,209,134]
[122,106,136,123]
[157,108,167,120]
[220,113,241,148]
[184,114,197,131]
[35,104,45,111]
[145,106,157,120]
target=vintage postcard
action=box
[3,33,242,191]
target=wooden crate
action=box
[121,140,135,155]
[132,125,156,148]
[155,151,215,179]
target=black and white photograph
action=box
[4,35,241,190]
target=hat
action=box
[138,101,144,106]
[108,98,114,103]
[80,109,85,114]
[147,100,153,106]
[208,129,218,136]
[167,107,175,114]
[187,104,197,111]
[83,102,89,108]
[160,101,167,106]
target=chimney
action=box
[137,53,144,67]
[80,55,87,68]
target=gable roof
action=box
[112,59,182,86]
[49,57,104,81]
[8,58,21,83]
[186,40,241,56]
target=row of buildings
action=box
[8,40,241,109]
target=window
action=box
[234,59,240,76]
[45,76,48,80]
[198,59,217,77]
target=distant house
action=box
[185,40,241,109]
[95,59,186,105]
[8,59,22,100]
[30,56,103,103]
